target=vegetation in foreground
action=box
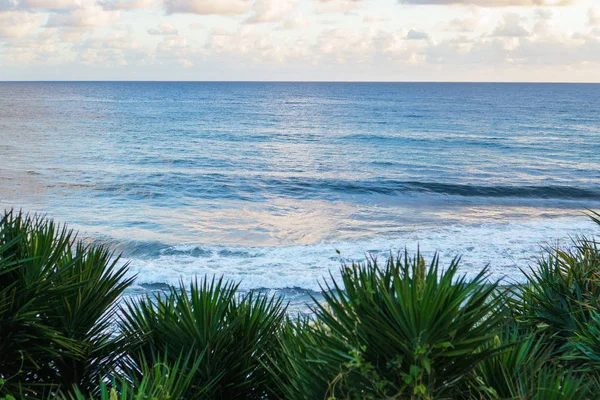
[1,209,600,399]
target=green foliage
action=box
[274,252,505,399]
[0,210,134,398]
[477,330,559,398]
[507,367,593,400]
[60,352,208,400]
[476,209,600,400]
[511,238,600,342]
[119,277,287,399]
[2,208,600,399]
[566,310,600,368]
[265,316,354,400]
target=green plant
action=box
[0,210,134,398]
[3,207,599,399]
[505,367,592,400]
[60,351,209,400]
[510,235,600,345]
[566,310,600,368]
[477,329,555,398]
[119,277,287,399]
[265,315,354,400]
[275,252,504,399]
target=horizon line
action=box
[1,80,600,84]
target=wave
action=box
[393,182,600,200]
[107,217,599,296]
[272,179,600,200]
[88,175,600,202]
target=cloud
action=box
[442,8,487,32]
[246,0,297,23]
[0,11,44,38]
[315,0,361,14]
[280,12,308,30]
[13,0,80,10]
[316,27,382,63]
[99,0,156,10]
[397,0,572,6]
[423,23,600,69]
[0,35,59,64]
[2,0,599,81]
[164,0,251,15]
[531,8,555,36]
[156,35,200,66]
[363,14,390,23]
[589,8,600,26]
[0,0,18,11]
[406,29,429,40]
[72,30,149,66]
[148,22,178,35]
[490,13,529,37]
[46,5,119,27]
[78,31,139,50]
[206,25,309,64]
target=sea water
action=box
[1,82,599,311]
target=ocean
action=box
[1,82,599,311]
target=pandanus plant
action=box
[271,252,506,400]
[119,277,288,399]
[0,210,134,398]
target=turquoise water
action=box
[1,82,599,308]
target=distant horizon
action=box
[2,80,600,84]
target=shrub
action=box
[60,352,208,400]
[274,252,504,399]
[119,277,287,399]
[0,210,133,398]
[2,208,600,399]
[510,211,600,346]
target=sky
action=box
[1,0,600,81]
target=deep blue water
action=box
[1,82,599,309]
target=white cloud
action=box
[397,0,572,6]
[17,0,80,9]
[317,27,381,63]
[164,0,251,15]
[589,7,600,26]
[0,11,44,38]
[315,0,361,14]
[46,5,119,27]
[0,0,18,11]
[531,8,555,36]
[490,13,529,37]
[1,0,600,81]
[247,0,297,23]
[100,0,156,11]
[148,22,178,35]
[156,35,199,66]
[443,8,485,32]
[363,14,390,23]
[73,30,149,66]
[406,29,429,40]
[0,27,64,65]
[280,12,308,30]
[206,25,309,64]
[17,0,81,10]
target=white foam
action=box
[123,216,599,292]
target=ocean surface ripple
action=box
[1,82,599,310]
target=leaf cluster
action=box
[2,209,600,400]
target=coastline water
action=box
[1,82,599,309]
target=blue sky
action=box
[1,0,599,81]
